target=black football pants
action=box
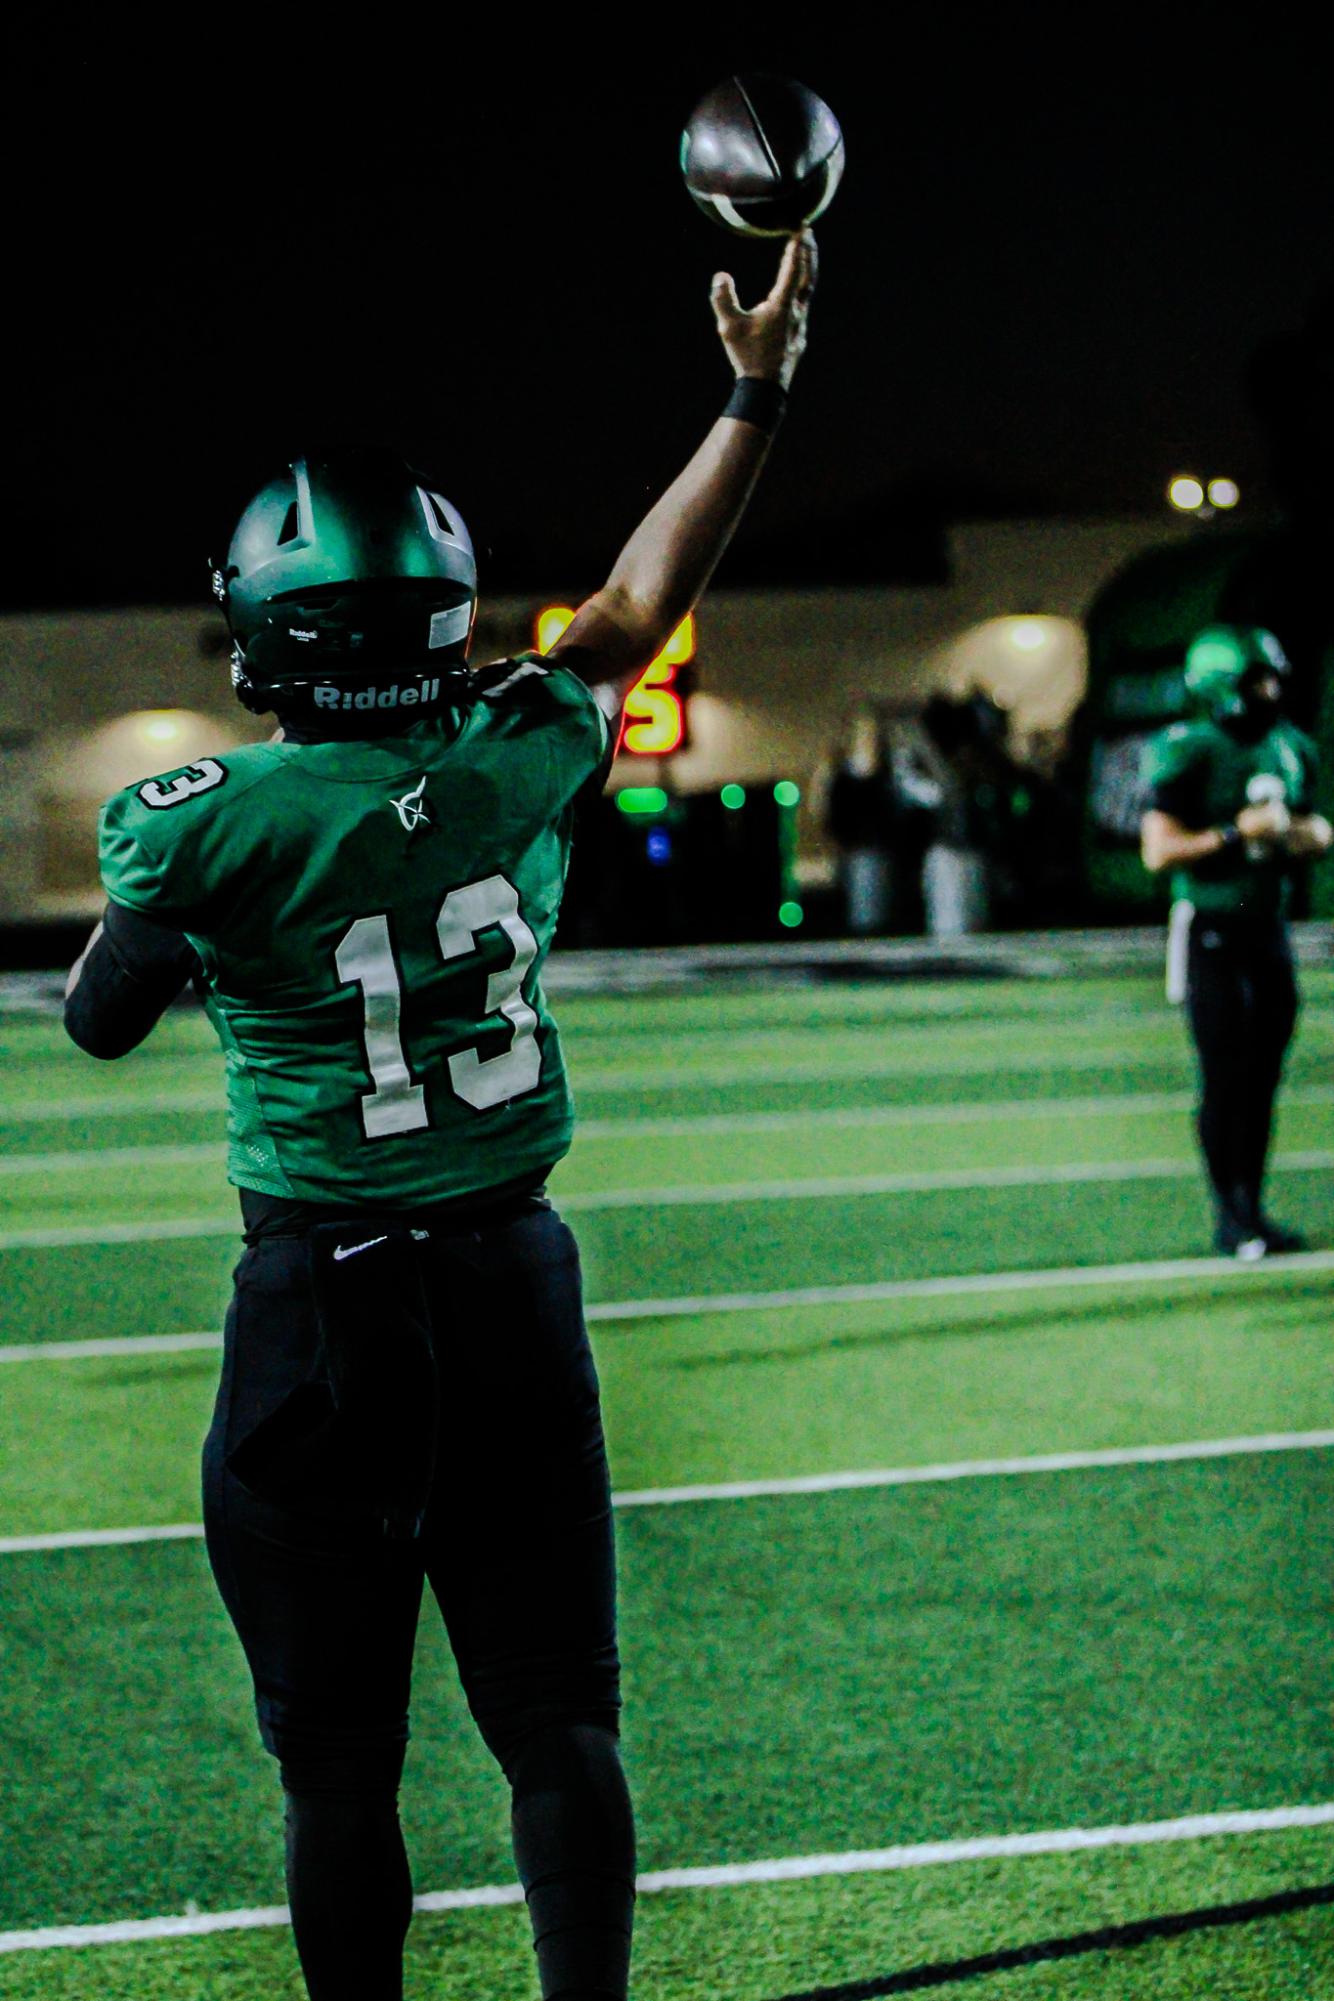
[1184,914,1299,1235]
[201,1201,634,2001]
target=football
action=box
[680,73,844,238]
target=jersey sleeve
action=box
[472,654,612,801]
[98,754,236,927]
[1140,724,1210,823]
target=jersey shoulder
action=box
[467,653,610,772]
[99,742,283,922]
[1141,718,1215,786]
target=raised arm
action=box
[548,232,817,704]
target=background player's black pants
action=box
[1185,914,1299,1236]
[202,1201,634,2001]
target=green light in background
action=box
[720,783,746,809]
[773,780,801,808]
[616,787,669,816]
[778,901,804,928]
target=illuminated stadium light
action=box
[141,712,187,744]
[720,783,746,809]
[773,780,801,808]
[536,607,694,756]
[778,901,804,928]
[1168,476,1205,512]
[1008,619,1048,653]
[615,787,669,815]
[1208,477,1240,509]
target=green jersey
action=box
[1139,715,1318,916]
[99,657,610,1205]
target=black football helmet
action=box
[214,450,478,720]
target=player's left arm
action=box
[547,231,817,713]
[64,902,202,1059]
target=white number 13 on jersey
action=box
[334,875,541,1138]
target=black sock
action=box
[508,1722,636,2001]
[282,1770,413,2001]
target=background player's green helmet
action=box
[1182,624,1289,722]
[215,450,478,720]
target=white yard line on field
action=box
[577,1084,1334,1140]
[0,1143,220,1178]
[611,1431,1334,1506]
[5,1429,1333,1555]
[555,1150,1334,1212]
[4,1801,1333,1953]
[4,1246,1334,1362]
[0,1332,224,1363]
[0,1039,1196,1128]
[0,1217,236,1249]
[3,1149,1333,1247]
[0,1091,222,1124]
[583,1246,1334,1320]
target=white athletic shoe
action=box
[1234,1236,1268,1263]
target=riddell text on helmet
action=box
[313,679,444,711]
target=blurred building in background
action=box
[10,508,1326,957]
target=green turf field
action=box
[1,965,1332,1998]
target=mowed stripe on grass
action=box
[3,1257,1334,1536]
[0,1452,1331,1934]
[7,1802,1334,1955]
[7,1430,1334,1554]
[2,971,1331,1991]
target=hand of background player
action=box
[1235,799,1291,843]
[1282,811,1334,857]
[711,231,817,391]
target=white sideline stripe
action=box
[5,1802,1334,1954]
[6,1150,1333,1248]
[7,1429,1334,1555]
[556,1149,1334,1213]
[4,1247,1334,1364]
[585,1247,1334,1320]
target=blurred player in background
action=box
[63,233,817,2001]
[1139,625,1331,1259]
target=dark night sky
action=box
[7,15,1334,608]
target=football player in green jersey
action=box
[1140,625,1331,1260]
[64,231,817,2001]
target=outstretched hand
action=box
[711,231,818,391]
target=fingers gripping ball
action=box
[681,73,844,238]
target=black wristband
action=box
[724,376,787,436]
[1218,824,1244,853]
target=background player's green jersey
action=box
[99,657,609,1205]
[1140,715,1318,916]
